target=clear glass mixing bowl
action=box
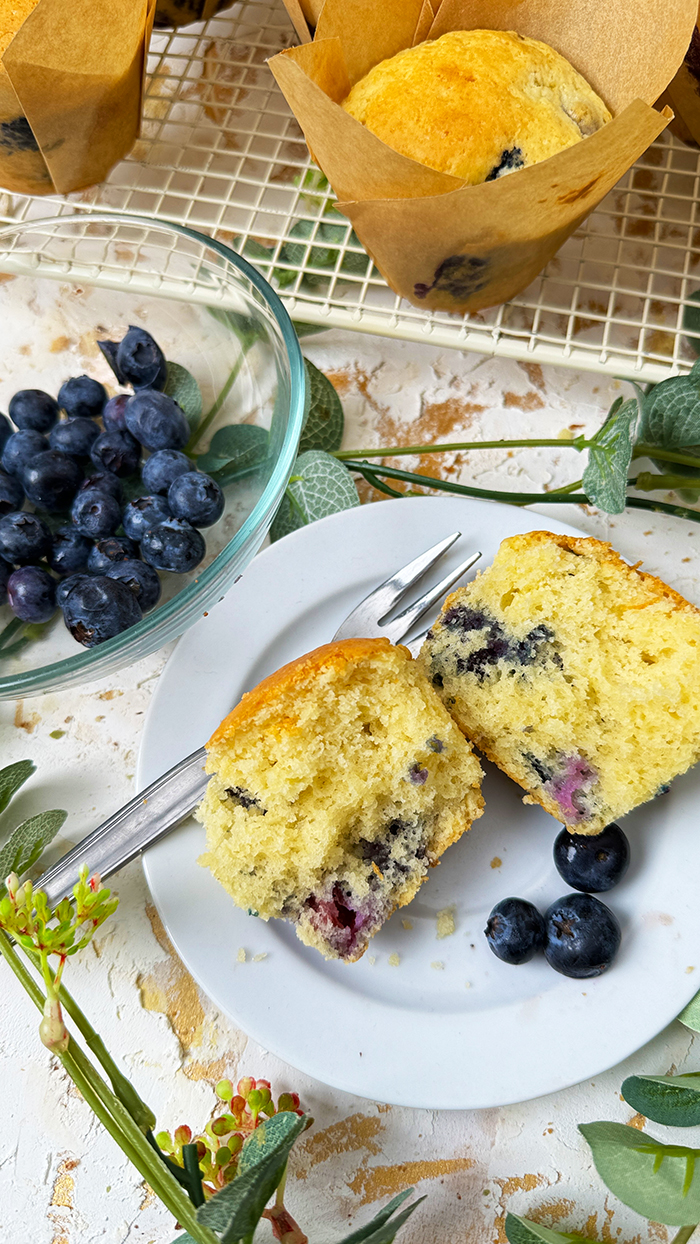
[0,213,306,698]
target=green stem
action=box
[335,437,584,461]
[632,473,700,493]
[635,444,700,470]
[0,934,217,1243]
[624,496,700,524]
[343,460,591,507]
[187,352,247,454]
[183,1142,206,1208]
[669,1226,698,1244]
[0,618,25,653]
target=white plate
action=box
[139,497,700,1109]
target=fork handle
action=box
[35,746,209,908]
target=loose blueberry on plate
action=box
[2,429,48,476]
[70,489,121,539]
[168,471,224,527]
[48,526,92,576]
[105,560,161,611]
[125,391,189,452]
[0,469,24,515]
[58,375,107,420]
[62,575,142,647]
[101,394,130,432]
[0,511,52,564]
[22,450,83,513]
[0,556,9,605]
[553,823,630,893]
[0,413,11,452]
[90,429,141,478]
[7,565,56,623]
[87,535,137,574]
[484,897,546,964]
[8,389,59,433]
[49,416,100,460]
[141,517,205,573]
[141,448,191,495]
[117,326,167,391]
[544,893,621,979]
[78,471,123,504]
[122,494,171,542]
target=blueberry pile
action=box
[0,327,224,649]
[484,822,629,978]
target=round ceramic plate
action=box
[139,496,700,1109]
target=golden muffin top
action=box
[341,29,612,187]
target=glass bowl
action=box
[0,213,306,698]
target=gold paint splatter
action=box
[51,1158,78,1208]
[140,1181,156,1210]
[0,272,16,284]
[493,1173,549,1242]
[183,1055,237,1084]
[138,904,205,1054]
[687,965,696,974]
[14,701,40,732]
[388,952,400,966]
[295,1111,384,1179]
[50,335,73,353]
[503,390,545,411]
[431,961,444,970]
[628,1112,646,1130]
[436,906,455,939]
[518,362,546,390]
[526,1198,576,1226]
[349,1157,473,1205]
[98,689,123,700]
[401,919,413,930]
[490,856,503,870]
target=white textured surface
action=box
[2,326,700,1243]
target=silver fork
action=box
[35,534,481,906]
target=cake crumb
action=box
[252,953,267,963]
[687,965,696,974]
[368,956,376,966]
[431,960,444,970]
[490,856,502,869]
[401,919,413,930]
[465,981,472,989]
[388,953,401,967]
[237,948,246,963]
[436,906,456,939]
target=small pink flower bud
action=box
[174,1125,192,1146]
[39,997,69,1054]
[238,1076,255,1098]
[215,1079,233,1102]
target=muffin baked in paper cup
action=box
[270,0,696,313]
[0,0,155,196]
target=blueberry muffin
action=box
[341,29,612,187]
[418,532,700,835]
[197,638,484,961]
[0,0,51,194]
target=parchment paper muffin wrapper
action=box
[0,0,156,197]
[270,0,697,313]
[665,4,700,147]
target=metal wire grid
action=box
[0,0,699,381]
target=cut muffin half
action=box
[418,531,700,835]
[197,638,484,960]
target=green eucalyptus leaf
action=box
[679,989,700,1032]
[196,424,269,480]
[683,290,700,356]
[579,1121,700,1225]
[270,449,359,541]
[0,809,67,889]
[505,1213,590,1244]
[639,364,700,481]
[622,1074,700,1127]
[197,1112,307,1243]
[163,362,202,432]
[583,397,639,514]
[336,1190,426,1244]
[0,760,35,816]
[274,218,370,290]
[299,359,344,453]
[293,320,329,337]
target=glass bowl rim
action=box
[0,211,306,696]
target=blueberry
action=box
[62,575,142,647]
[122,494,170,542]
[87,535,137,574]
[8,389,59,432]
[48,526,92,576]
[553,823,630,894]
[0,413,11,452]
[117,327,167,390]
[105,560,161,611]
[0,556,9,605]
[56,573,88,611]
[544,893,621,978]
[78,471,123,504]
[21,450,83,512]
[102,394,130,432]
[90,429,141,477]
[141,517,205,573]
[70,489,121,539]
[7,565,56,623]
[49,416,101,460]
[484,897,545,965]
[168,471,224,528]
[0,511,51,564]
[125,391,189,452]
[2,429,48,476]
[0,469,24,515]
[58,376,107,419]
[141,448,191,495]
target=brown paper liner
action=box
[666,7,700,147]
[0,0,155,196]
[270,0,697,312]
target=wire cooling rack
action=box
[1,0,700,382]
